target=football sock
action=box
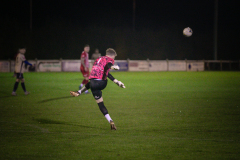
[104,114,113,123]
[13,82,19,92]
[78,86,87,94]
[98,102,108,116]
[21,82,26,92]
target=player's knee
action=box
[21,79,25,83]
[96,97,103,103]
[93,90,102,101]
[16,79,20,82]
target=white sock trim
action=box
[104,114,112,123]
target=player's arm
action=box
[81,57,86,68]
[106,63,125,88]
[24,60,32,66]
[107,73,115,81]
[21,55,32,66]
[107,73,125,88]
[107,63,119,70]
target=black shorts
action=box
[89,79,108,100]
[16,73,24,79]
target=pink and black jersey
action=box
[80,51,89,68]
[89,56,115,80]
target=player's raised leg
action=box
[70,82,90,97]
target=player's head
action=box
[18,47,26,54]
[106,48,117,59]
[95,48,99,53]
[84,44,90,53]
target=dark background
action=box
[0,0,239,60]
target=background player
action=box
[79,45,90,93]
[12,47,32,96]
[91,48,101,61]
[70,48,125,130]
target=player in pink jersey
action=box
[70,48,125,130]
[89,56,115,80]
[79,44,90,93]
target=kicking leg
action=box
[78,82,90,94]
[70,82,90,97]
[79,79,86,90]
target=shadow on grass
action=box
[0,95,13,99]
[38,93,91,103]
[38,96,73,103]
[34,118,101,129]
[0,91,13,99]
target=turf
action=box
[0,72,240,160]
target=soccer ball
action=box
[183,27,193,37]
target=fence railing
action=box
[204,60,240,71]
[0,59,239,72]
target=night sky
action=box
[1,0,239,60]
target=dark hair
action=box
[19,47,26,49]
[84,44,90,48]
[106,48,117,56]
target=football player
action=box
[70,48,125,130]
[79,44,90,93]
[12,47,32,96]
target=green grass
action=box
[0,72,240,160]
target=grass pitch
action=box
[0,72,240,160]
